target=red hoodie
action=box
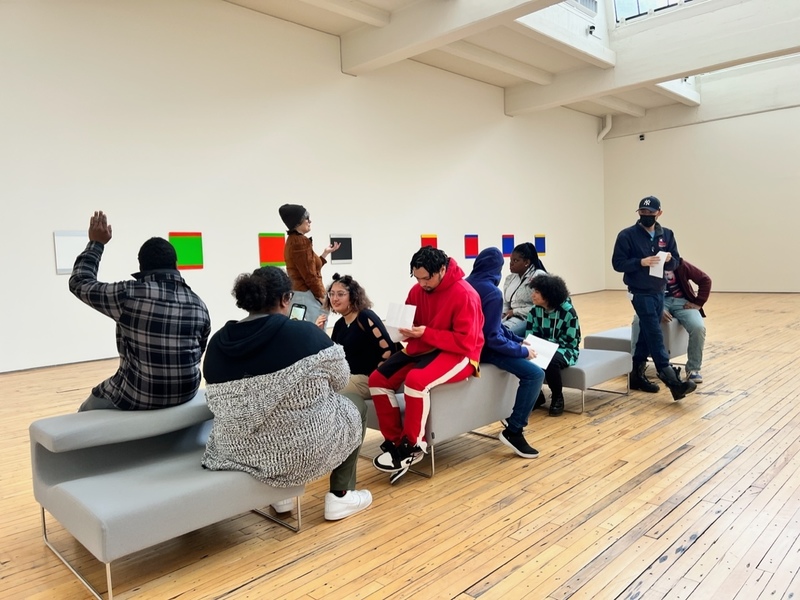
[404,257,484,367]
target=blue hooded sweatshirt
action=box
[466,247,529,360]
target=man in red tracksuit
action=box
[369,246,484,480]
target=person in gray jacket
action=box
[202,267,372,521]
[502,242,547,336]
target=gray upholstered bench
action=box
[557,349,633,414]
[583,326,632,353]
[30,392,303,600]
[364,363,518,478]
[584,319,689,360]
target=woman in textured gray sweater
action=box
[202,266,372,521]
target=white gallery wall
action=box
[0,0,605,373]
[603,107,800,293]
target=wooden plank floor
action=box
[2,290,799,600]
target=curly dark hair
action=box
[410,246,448,277]
[232,267,292,313]
[323,273,373,313]
[137,237,177,272]
[512,242,546,272]
[529,273,569,309]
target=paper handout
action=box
[649,251,669,278]
[384,303,417,343]
[524,334,560,370]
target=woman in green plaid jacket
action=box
[525,274,581,416]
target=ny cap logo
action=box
[642,199,651,206]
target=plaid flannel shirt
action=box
[525,299,581,366]
[69,241,211,410]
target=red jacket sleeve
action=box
[680,260,712,306]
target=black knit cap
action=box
[278,204,308,230]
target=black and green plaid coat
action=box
[525,299,581,365]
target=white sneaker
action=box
[324,490,373,521]
[270,497,295,513]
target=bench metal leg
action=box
[564,383,631,415]
[41,507,112,600]
[252,495,302,532]
[410,445,434,478]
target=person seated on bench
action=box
[467,248,545,459]
[526,274,581,417]
[369,246,484,481]
[315,273,400,400]
[631,257,711,384]
[202,267,372,521]
[69,211,211,411]
[501,242,547,336]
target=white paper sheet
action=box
[524,334,561,370]
[649,251,669,278]
[384,303,416,343]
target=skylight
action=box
[614,0,694,22]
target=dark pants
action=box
[482,354,545,433]
[631,292,670,370]
[329,392,367,492]
[544,352,569,397]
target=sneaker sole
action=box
[373,460,403,474]
[389,468,409,484]
[498,432,539,459]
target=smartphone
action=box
[289,303,307,321]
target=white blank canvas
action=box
[53,231,87,275]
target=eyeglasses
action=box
[327,291,349,298]
[284,291,294,300]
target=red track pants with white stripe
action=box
[368,351,473,450]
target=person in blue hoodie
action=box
[466,247,545,459]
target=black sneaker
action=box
[534,391,547,409]
[548,394,564,417]
[499,429,539,459]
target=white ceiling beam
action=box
[341,0,563,75]
[605,55,800,139]
[505,0,800,115]
[651,78,700,107]
[439,41,553,85]
[591,96,645,117]
[298,0,390,28]
[511,9,616,69]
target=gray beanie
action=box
[278,204,308,230]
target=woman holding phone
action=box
[315,274,398,400]
[279,203,339,323]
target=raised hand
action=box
[88,211,113,244]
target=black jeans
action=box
[544,352,570,397]
[631,292,670,371]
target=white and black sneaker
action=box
[373,438,424,477]
[499,429,539,459]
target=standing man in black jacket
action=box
[612,196,696,401]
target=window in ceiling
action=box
[614,0,694,22]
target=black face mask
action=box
[639,215,656,227]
